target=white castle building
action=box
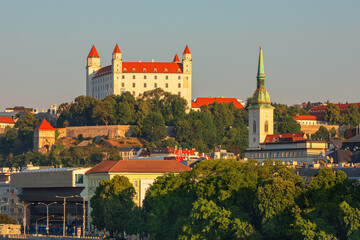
[86,45,192,108]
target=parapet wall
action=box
[56,125,136,139]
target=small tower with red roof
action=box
[112,44,122,74]
[86,45,101,96]
[33,119,56,152]
[182,45,192,74]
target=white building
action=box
[86,45,192,109]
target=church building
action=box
[86,45,192,109]
[244,47,329,164]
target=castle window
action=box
[154,83,157,88]
[121,83,124,87]
[165,83,168,88]
[166,76,168,80]
[133,75,135,79]
[265,120,269,133]
[133,83,136,88]
[178,92,181,96]
[132,91,135,96]
[177,69,181,72]
[154,75,157,80]
[132,68,135,72]
[144,75,147,80]
[178,83,181,88]
[178,76,181,80]
[122,75,125,79]
[123,68,127,72]
[253,120,256,134]
[144,83,147,88]
[164,69,168,72]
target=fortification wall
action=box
[301,124,339,135]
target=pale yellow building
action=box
[86,45,192,109]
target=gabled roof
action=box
[293,115,318,121]
[88,45,100,58]
[192,97,244,109]
[173,54,180,63]
[34,119,55,131]
[113,44,121,54]
[264,133,305,143]
[183,45,191,54]
[86,160,191,174]
[0,117,14,124]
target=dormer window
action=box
[132,68,135,72]
[154,68,157,72]
[164,69,168,72]
[143,68,146,72]
[177,69,181,72]
[123,68,127,72]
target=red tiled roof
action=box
[191,102,200,108]
[183,45,191,54]
[93,62,183,78]
[113,44,121,54]
[86,160,191,174]
[34,119,55,131]
[0,117,14,125]
[264,133,305,143]
[93,65,112,78]
[293,115,317,121]
[309,103,360,112]
[173,54,180,63]
[88,45,100,58]
[192,97,244,109]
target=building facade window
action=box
[144,75,147,79]
[75,174,84,184]
[265,120,269,133]
[166,76,168,80]
[178,92,181,96]
[122,75,125,79]
[178,83,181,88]
[133,75,135,79]
[144,83,147,88]
[133,83,136,88]
[178,76,181,80]
[121,83,125,87]
[154,83,157,88]
[154,75,157,80]
[165,83,168,88]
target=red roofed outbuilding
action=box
[191,97,244,111]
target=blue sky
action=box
[0,0,359,110]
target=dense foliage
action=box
[325,103,360,126]
[0,213,16,224]
[140,160,360,240]
[90,176,140,239]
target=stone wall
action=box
[56,125,175,139]
[301,124,339,135]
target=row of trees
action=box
[90,160,360,239]
[325,103,360,126]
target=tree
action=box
[141,112,167,142]
[275,116,301,134]
[0,214,16,224]
[90,176,138,238]
[324,104,340,124]
[312,126,329,140]
[346,104,360,126]
[339,201,360,239]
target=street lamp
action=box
[16,202,34,235]
[38,202,57,235]
[55,196,74,237]
[75,195,93,238]
[35,215,54,236]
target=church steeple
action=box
[250,46,272,108]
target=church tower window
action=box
[265,120,269,133]
[253,120,256,134]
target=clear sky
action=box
[0,0,359,111]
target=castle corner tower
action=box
[248,46,274,149]
[86,45,101,96]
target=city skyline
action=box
[0,0,359,110]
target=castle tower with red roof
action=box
[86,44,192,109]
[248,46,274,149]
[86,45,101,96]
[33,119,56,152]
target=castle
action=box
[86,45,192,108]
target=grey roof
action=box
[328,150,353,163]
[344,135,360,143]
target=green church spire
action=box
[249,46,273,109]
